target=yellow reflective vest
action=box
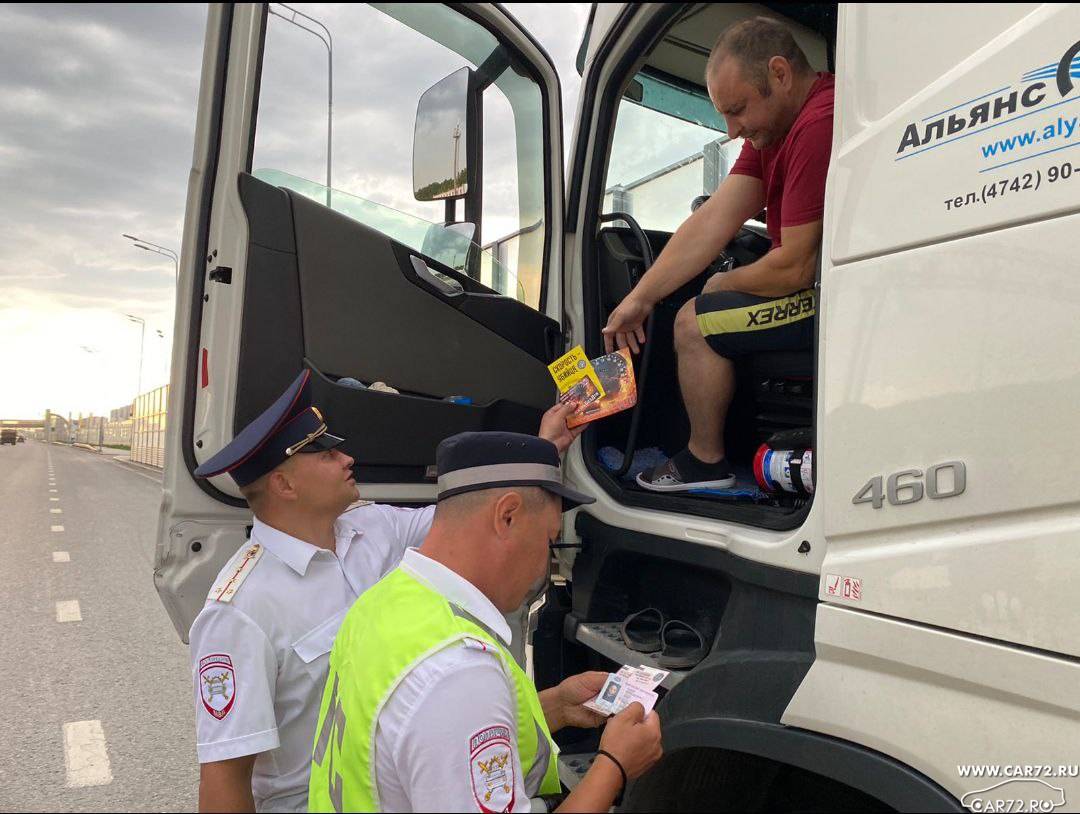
[309,567,561,812]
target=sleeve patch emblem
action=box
[469,725,515,813]
[199,653,237,720]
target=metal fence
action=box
[68,416,132,447]
[103,419,132,447]
[131,385,168,469]
[72,417,106,446]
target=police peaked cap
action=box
[194,370,344,487]
[435,431,594,511]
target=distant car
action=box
[17,435,25,443]
[0,429,16,446]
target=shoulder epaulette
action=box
[210,544,264,603]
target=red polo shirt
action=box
[730,72,835,249]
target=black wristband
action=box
[596,749,627,807]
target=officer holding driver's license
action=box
[188,371,582,812]
[309,432,663,813]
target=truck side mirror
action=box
[420,221,476,273]
[413,67,479,203]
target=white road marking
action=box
[50,508,62,514]
[49,489,57,493]
[56,600,82,622]
[51,525,64,532]
[50,497,59,501]
[53,552,71,562]
[63,720,113,788]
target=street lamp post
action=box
[155,329,170,379]
[123,234,178,283]
[268,3,333,206]
[80,346,104,451]
[126,314,146,397]
[135,243,178,282]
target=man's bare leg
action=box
[673,300,735,464]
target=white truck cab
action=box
[158,4,1080,810]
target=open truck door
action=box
[156,3,565,641]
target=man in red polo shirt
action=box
[603,16,834,492]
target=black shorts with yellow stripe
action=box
[694,288,815,358]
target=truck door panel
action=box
[234,172,555,478]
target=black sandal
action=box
[620,607,665,653]
[658,619,707,669]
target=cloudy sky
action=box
[0,2,589,419]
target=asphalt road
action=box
[0,441,198,811]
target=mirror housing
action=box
[420,221,476,273]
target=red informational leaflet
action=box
[558,348,637,429]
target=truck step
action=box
[574,622,689,689]
[558,752,596,791]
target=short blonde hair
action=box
[238,474,268,510]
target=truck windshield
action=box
[252,3,547,309]
[603,69,744,232]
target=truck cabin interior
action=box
[581,3,837,530]
[542,11,843,796]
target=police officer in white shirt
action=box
[189,372,582,812]
[309,432,663,813]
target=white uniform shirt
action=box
[372,549,545,813]
[190,503,435,812]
